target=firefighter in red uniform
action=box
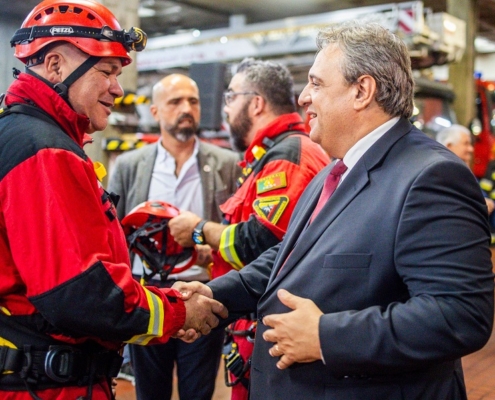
[0,1,225,399]
[169,58,330,400]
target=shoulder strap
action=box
[251,130,307,175]
[237,130,307,187]
[260,130,306,150]
[0,104,58,127]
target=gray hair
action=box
[316,21,414,119]
[436,124,471,147]
[236,58,296,115]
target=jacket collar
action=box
[242,112,306,166]
[5,72,90,147]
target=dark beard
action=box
[229,102,252,152]
[171,127,196,142]
[166,113,199,142]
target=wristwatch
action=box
[192,219,208,245]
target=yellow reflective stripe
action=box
[0,337,16,349]
[127,287,164,345]
[219,224,244,270]
[0,306,11,316]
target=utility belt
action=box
[0,344,123,392]
[222,315,257,389]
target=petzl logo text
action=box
[50,27,74,35]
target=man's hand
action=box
[172,281,213,300]
[262,289,323,370]
[195,244,213,268]
[169,211,202,247]
[172,281,225,343]
[183,292,228,334]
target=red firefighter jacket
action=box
[0,73,185,399]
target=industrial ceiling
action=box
[3,0,495,46]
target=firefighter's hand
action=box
[172,281,218,342]
[173,280,213,300]
[195,245,213,268]
[169,211,202,247]
[173,328,200,343]
[262,289,322,369]
[182,292,228,336]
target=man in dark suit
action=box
[176,21,494,399]
[108,74,240,400]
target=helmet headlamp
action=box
[125,27,147,52]
[11,25,147,53]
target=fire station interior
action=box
[3,0,495,399]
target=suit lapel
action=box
[135,144,157,206]
[266,118,413,290]
[268,161,369,288]
[197,142,214,221]
[267,164,330,279]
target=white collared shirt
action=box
[340,117,400,183]
[132,138,209,281]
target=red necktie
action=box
[310,160,347,223]
[277,160,347,276]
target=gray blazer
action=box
[108,140,241,222]
[209,118,494,400]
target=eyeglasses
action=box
[223,91,259,105]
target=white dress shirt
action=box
[132,138,209,281]
[341,117,399,182]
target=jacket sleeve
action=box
[209,242,281,323]
[2,148,185,344]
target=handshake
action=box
[172,281,227,342]
[171,282,324,369]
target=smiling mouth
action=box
[99,100,113,108]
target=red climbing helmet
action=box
[121,201,197,281]
[11,0,147,66]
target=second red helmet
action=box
[121,201,197,282]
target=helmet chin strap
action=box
[25,55,101,104]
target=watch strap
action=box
[192,219,208,244]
